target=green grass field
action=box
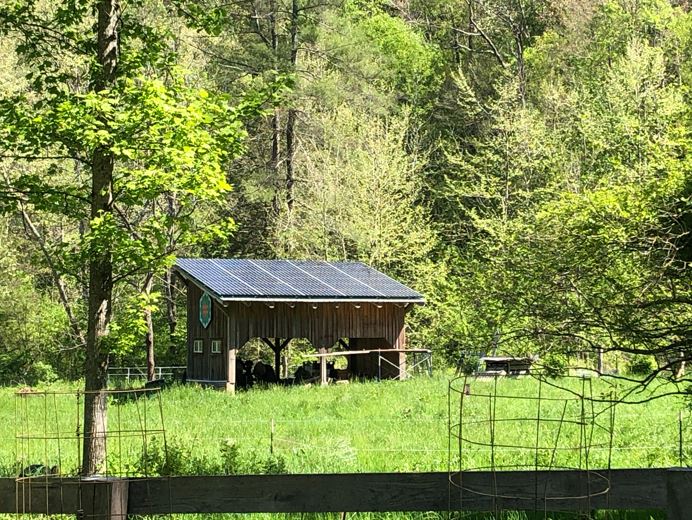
[1,375,687,519]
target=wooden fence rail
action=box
[1,469,689,519]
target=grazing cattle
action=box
[235,359,256,389]
[253,361,277,384]
[332,368,350,381]
[294,362,321,383]
[244,360,254,386]
[175,368,187,384]
[295,361,335,383]
[236,359,246,388]
[294,361,341,384]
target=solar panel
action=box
[250,260,338,297]
[174,258,424,301]
[175,258,259,297]
[291,261,382,298]
[213,259,303,297]
[331,262,421,298]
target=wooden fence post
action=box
[81,478,129,520]
[319,348,328,386]
[226,347,236,393]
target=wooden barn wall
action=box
[186,281,410,381]
[223,300,408,350]
[187,282,228,381]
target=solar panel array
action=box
[174,258,424,301]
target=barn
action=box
[173,258,425,391]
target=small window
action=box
[193,339,203,354]
[211,339,222,354]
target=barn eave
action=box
[217,296,425,305]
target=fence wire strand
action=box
[448,374,619,519]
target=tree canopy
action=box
[0,0,690,396]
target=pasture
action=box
[1,375,688,519]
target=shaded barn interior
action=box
[173,259,425,391]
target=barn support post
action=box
[319,348,328,386]
[263,338,291,380]
[226,347,236,394]
[273,339,281,379]
[280,339,291,378]
[282,344,289,379]
[395,328,407,381]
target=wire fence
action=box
[107,366,186,386]
[13,388,168,480]
[446,373,692,518]
[6,378,692,485]
[7,415,692,462]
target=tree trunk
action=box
[144,273,155,382]
[675,361,686,379]
[674,352,686,379]
[271,110,281,215]
[17,203,86,347]
[285,109,296,214]
[514,30,526,106]
[82,0,119,477]
[164,193,178,344]
[285,0,299,215]
[268,0,282,216]
[163,268,177,339]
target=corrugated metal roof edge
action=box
[171,263,425,304]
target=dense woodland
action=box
[0,0,690,386]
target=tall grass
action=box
[2,375,689,476]
[0,375,682,519]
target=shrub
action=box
[626,355,656,376]
[132,436,288,476]
[541,353,569,377]
[457,352,481,375]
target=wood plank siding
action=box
[185,281,410,384]
[186,282,228,383]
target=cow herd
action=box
[234,358,346,389]
[235,359,277,388]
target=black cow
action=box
[253,361,277,384]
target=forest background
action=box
[0,0,690,386]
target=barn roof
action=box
[173,258,425,304]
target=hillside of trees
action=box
[0,0,690,384]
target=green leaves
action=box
[0,0,274,365]
[350,9,443,108]
[106,290,161,356]
[171,0,229,36]
[435,0,692,367]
